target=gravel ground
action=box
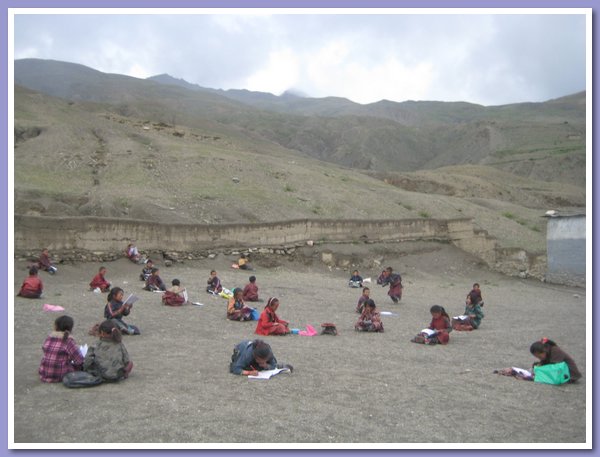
[12,241,587,445]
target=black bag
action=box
[62,371,103,388]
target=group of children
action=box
[29,245,581,384]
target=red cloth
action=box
[429,315,451,344]
[18,276,43,298]
[255,307,289,335]
[162,290,185,306]
[242,283,259,302]
[37,253,53,270]
[89,273,110,291]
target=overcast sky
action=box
[13,11,587,106]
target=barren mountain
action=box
[13,59,586,252]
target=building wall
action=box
[546,216,586,286]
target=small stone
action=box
[306,240,314,246]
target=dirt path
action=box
[12,241,587,444]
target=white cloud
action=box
[245,48,299,95]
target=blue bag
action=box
[250,308,260,321]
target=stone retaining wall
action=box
[14,215,547,281]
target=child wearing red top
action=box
[89,266,111,292]
[242,276,259,302]
[255,297,290,335]
[39,315,84,382]
[411,305,452,345]
[18,266,43,298]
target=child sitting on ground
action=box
[104,287,140,335]
[125,243,142,264]
[238,254,254,270]
[355,299,384,332]
[17,266,43,298]
[242,275,259,302]
[469,282,484,307]
[89,266,111,293]
[452,294,484,331]
[37,248,57,274]
[227,288,254,321]
[139,259,154,282]
[355,287,371,314]
[255,297,290,335]
[349,270,363,288]
[530,338,582,383]
[39,315,84,383]
[162,279,188,306]
[411,305,452,345]
[229,339,292,376]
[206,270,223,294]
[145,267,166,291]
[84,320,133,382]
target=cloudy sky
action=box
[13,11,587,106]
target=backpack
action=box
[62,371,103,388]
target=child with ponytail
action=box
[83,320,133,382]
[530,338,582,383]
[411,305,452,345]
[39,315,84,382]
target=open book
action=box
[511,367,533,379]
[453,315,469,321]
[420,328,437,337]
[123,294,139,306]
[247,367,291,380]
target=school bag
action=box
[533,362,571,385]
[62,371,103,388]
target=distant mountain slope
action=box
[15,59,586,187]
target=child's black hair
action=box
[151,267,159,274]
[362,287,370,293]
[172,279,181,286]
[530,338,557,355]
[430,305,450,319]
[99,266,106,272]
[249,276,256,283]
[473,283,480,288]
[29,266,38,275]
[386,266,393,273]
[364,298,376,309]
[99,320,122,343]
[107,287,124,302]
[252,339,272,360]
[55,315,74,341]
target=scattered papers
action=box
[93,288,101,294]
[362,277,372,283]
[79,344,88,358]
[248,367,291,380]
[42,303,65,312]
[183,289,189,303]
[512,367,533,378]
[453,315,469,321]
[191,302,204,306]
[380,311,399,316]
[420,328,437,337]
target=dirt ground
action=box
[11,241,587,445]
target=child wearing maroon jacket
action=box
[39,315,84,382]
[242,276,259,302]
[89,266,111,292]
[18,266,43,298]
[37,248,57,274]
[411,305,452,345]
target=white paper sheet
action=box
[247,367,290,380]
[420,328,437,336]
[511,367,532,378]
[123,294,139,306]
[79,344,88,358]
